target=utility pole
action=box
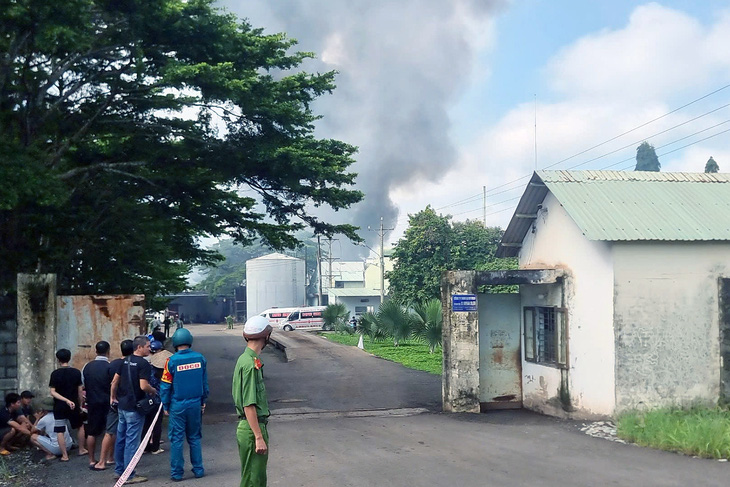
[317,234,322,306]
[327,237,338,293]
[377,217,395,306]
[483,185,487,227]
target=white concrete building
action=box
[442,170,730,419]
[323,257,393,317]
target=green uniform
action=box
[232,347,270,487]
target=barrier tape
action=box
[112,403,163,487]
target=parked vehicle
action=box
[279,306,326,331]
[259,307,299,327]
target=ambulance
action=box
[259,307,299,327]
[278,306,327,331]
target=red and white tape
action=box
[113,403,163,487]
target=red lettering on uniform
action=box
[177,362,202,372]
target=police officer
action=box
[232,316,272,487]
[160,328,209,482]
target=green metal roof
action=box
[498,170,730,257]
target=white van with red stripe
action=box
[279,306,326,331]
[259,307,299,327]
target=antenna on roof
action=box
[534,93,538,171]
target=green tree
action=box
[0,0,362,296]
[705,156,720,173]
[635,141,661,171]
[387,207,452,304]
[387,208,511,303]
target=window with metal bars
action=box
[524,306,567,367]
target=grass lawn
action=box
[322,332,442,375]
[617,407,730,459]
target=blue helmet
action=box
[150,340,163,352]
[172,328,193,348]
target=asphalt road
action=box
[35,324,729,486]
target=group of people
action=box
[1,315,275,487]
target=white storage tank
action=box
[246,253,305,319]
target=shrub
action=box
[323,303,348,331]
[411,299,442,353]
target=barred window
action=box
[524,306,567,367]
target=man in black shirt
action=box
[82,340,111,468]
[110,335,156,484]
[92,339,133,471]
[49,348,84,461]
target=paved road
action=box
[39,324,729,486]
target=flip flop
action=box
[89,466,106,472]
[0,449,11,456]
[59,457,70,462]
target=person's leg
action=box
[122,410,144,480]
[76,423,87,455]
[185,405,204,478]
[150,409,163,452]
[54,419,69,460]
[114,411,128,476]
[95,408,118,469]
[168,407,185,480]
[31,434,57,460]
[0,428,15,453]
[236,420,268,487]
[141,410,153,452]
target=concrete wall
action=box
[0,294,18,397]
[442,270,480,413]
[519,192,616,418]
[17,274,57,398]
[330,295,379,318]
[613,242,730,412]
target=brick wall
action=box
[0,294,18,397]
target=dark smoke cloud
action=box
[217,0,502,255]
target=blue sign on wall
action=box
[452,294,477,312]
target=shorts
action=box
[54,408,82,430]
[105,408,119,435]
[53,418,70,434]
[85,404,109,437]
[36,436,62,456]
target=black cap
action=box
[20,390,34,399]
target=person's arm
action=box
[160,358,173,413]
[201,357,209,412]
[50,387,75,410]
[243,405,267,454]
[139,378,156,395]
[7,418,31,436]
[77,384,84,408]
[110,373,120,405]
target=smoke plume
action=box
[217,0,502,254]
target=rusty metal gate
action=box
[478,293,522,410]
[57,295,145,369]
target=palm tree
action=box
[412,299,443,353]
[357,311,387,342]
[378,300,413,346]
[322,303,348,331]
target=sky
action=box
[215,0,730,256]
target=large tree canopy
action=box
[0,0,362,295]
[387,207,512,304]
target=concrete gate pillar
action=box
[17,274,57,397]
[442,270,480,413]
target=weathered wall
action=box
[442,270,480,413]
[57,295,146,369]
[0,294,18,397]
[519,191,616,419]
[17,274,57,397]
[614,242,730,412]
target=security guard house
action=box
[442,170,730,419]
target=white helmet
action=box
[243,316,273,340]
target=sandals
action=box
[0,449,10,456]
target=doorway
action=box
[478,294,522,410]
[720,278,730,401]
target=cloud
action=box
[392,3,730,234]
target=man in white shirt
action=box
[31,397,73,461]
